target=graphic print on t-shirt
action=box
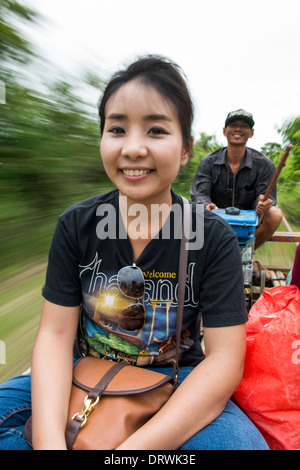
[79,252,199,364]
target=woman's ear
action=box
[181,139,193,166]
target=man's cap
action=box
[225,109,255,128]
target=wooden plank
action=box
[263,265,290,272]
[270,270,280,287]
[275,270,286,286]
[282,214,295,233]
[269,231,300,243]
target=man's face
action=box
[223,119,254,145]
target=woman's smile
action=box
[121,168,153,178]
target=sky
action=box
[23,0,300,150]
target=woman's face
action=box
[100,80,190,206]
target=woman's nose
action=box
[121,135,148,159]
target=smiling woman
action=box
[100,80,190,209]
[0,55,268,451]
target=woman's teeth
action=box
[123,169,151,176]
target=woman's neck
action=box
[119,192,173,261]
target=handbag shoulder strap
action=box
[76,196,191,380]
[173,196,190,383]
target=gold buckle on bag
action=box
[72,395,100,428]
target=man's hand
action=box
[255,194,273,216]
[206,203,218,211]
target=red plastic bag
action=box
[234,285,300,450]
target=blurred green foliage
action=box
[262,117,300,223]
[0,0,112,278]
[0,0,299,279]
[173,132,220,198]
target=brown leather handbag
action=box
[65,357,175,450]
[25,197,190,450]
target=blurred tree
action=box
[261,142,282,158]
[0,0,109,273]
[173,132,220,197]
[261,116,300,222]
[0,0,38,63]
[279,117,300,167]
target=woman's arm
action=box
[31,299,80,450]
[116,323,246,450]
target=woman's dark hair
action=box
[98,55,194,147]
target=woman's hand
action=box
[116,324,246,450]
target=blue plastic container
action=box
[213,208,259,243]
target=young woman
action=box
[0,56,269,450]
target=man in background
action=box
[190,109,283,249]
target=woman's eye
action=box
[149,127,168,135]
[108,127,125,134]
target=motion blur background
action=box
[1,0,299,382]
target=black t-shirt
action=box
[43,190,247,367]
